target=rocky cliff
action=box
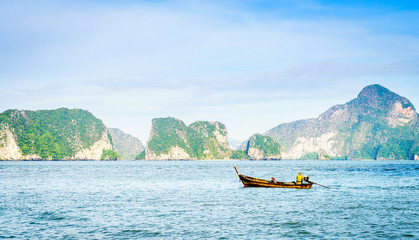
[265,84,419,160]
[145,117,232,160]
[108,128,144,160]
[243,134,281,160]
[0,123,25,160]
[0,108,116,160]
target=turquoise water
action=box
[1,160,418,239]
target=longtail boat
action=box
[234,165,313,189]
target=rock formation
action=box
[108,128,144,160]
[264,84,419,160]
[145,117,232,160]
[0,123,25,160]
[243,134,281,160]
[0,108,117,160]
[74,131,113,160]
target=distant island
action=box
[255,84,419,160]
[108,128,144,160]
[136,117,280,160]
[0,108,119,160]
[141,117,232,160]
[0,84,418,160]
[139,84,418,160]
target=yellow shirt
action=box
[296,173,303,182]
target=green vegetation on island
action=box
[231,150,249,159]
[146,117,232,160]
[101,149,120,160]
[187,121,230,159]
[0,108,114,160]
[265,84,419,160]
[245,134,281,160]
[147,117,189,156]
[3,84,418,161]
[135,150,146,160]
[146,118,284,160]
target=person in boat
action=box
[271,177,276,184]
[296,172,304,185]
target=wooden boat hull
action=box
[234,166,312,189]
[238,174,312,189]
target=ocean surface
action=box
[1,160,418,239]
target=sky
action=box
[1,0,418,144]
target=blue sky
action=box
[1,0,418,143]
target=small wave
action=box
[38,211,66,221]
[391,206,403,210]
[283,221,304,229]
[398,185,417,190]
[0,235,17,239]
[297,229,311,235]
[116,229,162,237]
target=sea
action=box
[1,160,418,239]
